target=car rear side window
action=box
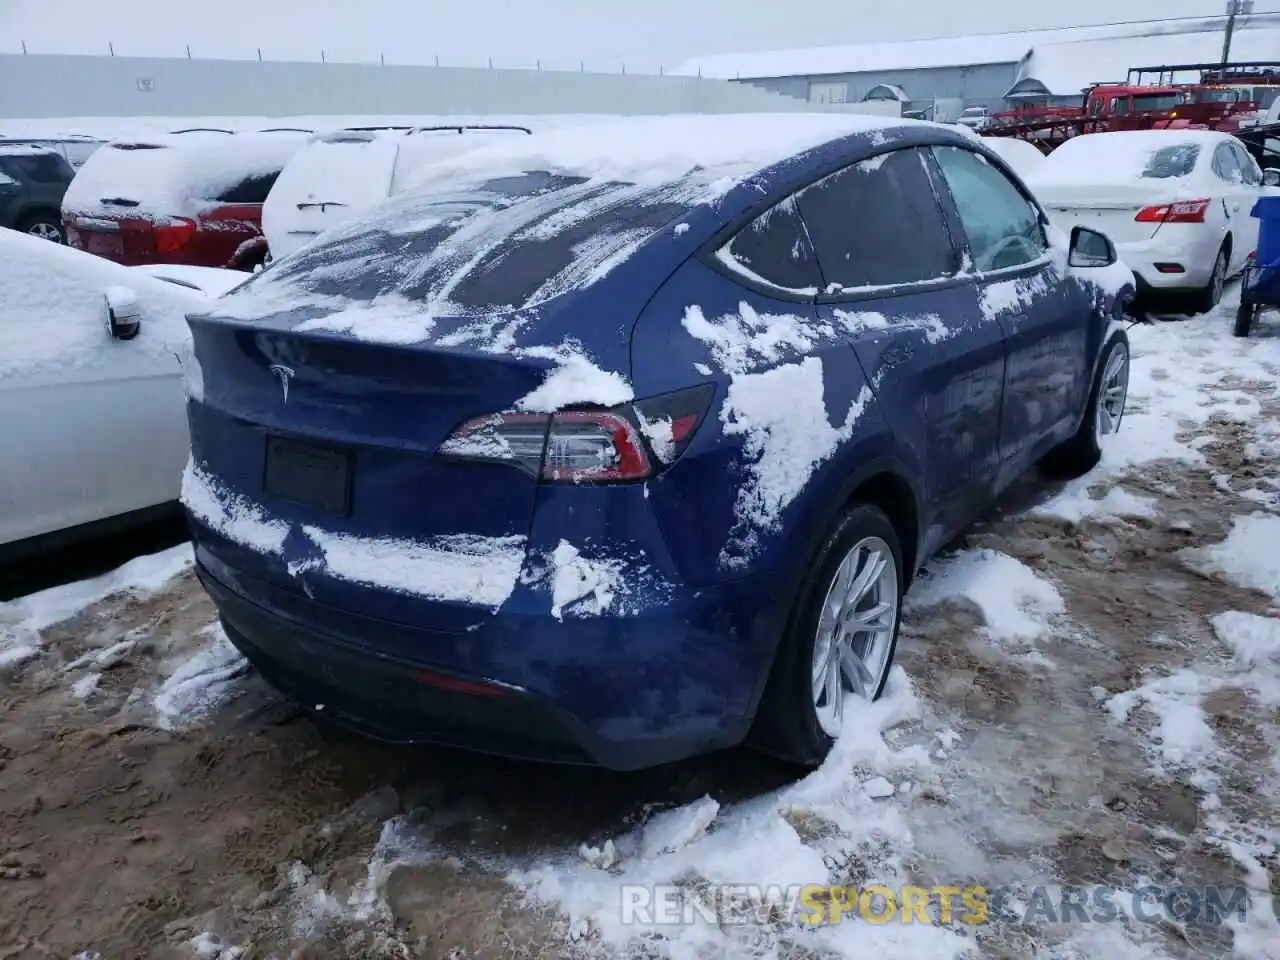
[931,145,1047,273]
[796,147,957,290]
[719,198,823,292]
[215,171,281,204]
[0,152,74,184]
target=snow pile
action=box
[681,302,822,375]
[1106,669,1223,779]
[978,268,1054,322]
[1032,484,1156,524]
[720,359,873,567]
[302,527,527,610]
[153,623,249,730]
[1184,513,1280,600]
[516,348,634,413]
[678,302,876,567]
[182,457,535,609]
[907,549,1066,646]
[0,545,192,667]
[181,458,291,556]
[508,672,970,960]
[546,541,625,620]
[62,130,307,219]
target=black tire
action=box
[19,213,65,244]
[752,503,904,767]
[1234,299,1259,338]
[1188,242,1229,315]
[1041,329,1130,478]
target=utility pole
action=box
[1222,0,1254,65]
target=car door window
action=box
[1230,142,1262,185]
[1213,144,1243,183]
[719,197,824,292]
[931,145,1048,273]
[0,152,74,184]
[795,147,957,290]
[215,171,281,204]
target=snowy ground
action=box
[2,291,1280,960]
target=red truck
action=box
[986,61,1280,154]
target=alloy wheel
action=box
[1094,341,1130,444]
[26,221,62,242]
[811,536,899,738]
[1211,249,1227,306]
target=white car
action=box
[1030,129,1280,314]
[979,136,1046,182]
[956,107,992,132]
[262,124,534,261]
[0,229,210,559]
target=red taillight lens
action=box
[438,384,715,484]
[153,217,197,254]
[1134,198,1210,224]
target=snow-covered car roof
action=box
[62,130,309,219]
[397,113,921,199]
[210,113,931,336]
[0,142,62,157]
[1031,129,1232,185]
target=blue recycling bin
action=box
[1252,194,1280,271]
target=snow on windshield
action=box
[62,131,307,219]
[1035,132,1206,183]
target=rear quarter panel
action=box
[630,256,908,588]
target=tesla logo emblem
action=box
[269,364,295,403]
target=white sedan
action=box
[1028,129,1280,313]
[0,229,210,559]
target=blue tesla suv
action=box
[181,115,1133,770]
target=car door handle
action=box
[882,343,915,367]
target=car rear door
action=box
[800,146,1007,556]
[930,143,1092,480]
[1212,142,1256,273]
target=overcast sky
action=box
[0,0,1241,73]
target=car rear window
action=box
[1141,144,1200,178]
[234,170,691,312]
[0,151,75,184]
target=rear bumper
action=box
[1117,229,1222,291]
[195,542,776,770]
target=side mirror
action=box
[104,286,141,341]
[1068,225,1117,268]
[1264,169,1280,187]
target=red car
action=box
[63,129,307,270]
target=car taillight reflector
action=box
[1134,198,1210,224]
[153,216,198,254]
[438,384,714,484]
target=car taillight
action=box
[1134,198,1210,224]
[153,216,197,254]
[438,384,714,484]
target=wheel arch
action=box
[742,447,924,723]
[15,203,61,228]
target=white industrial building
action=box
[673,15,1280,119]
